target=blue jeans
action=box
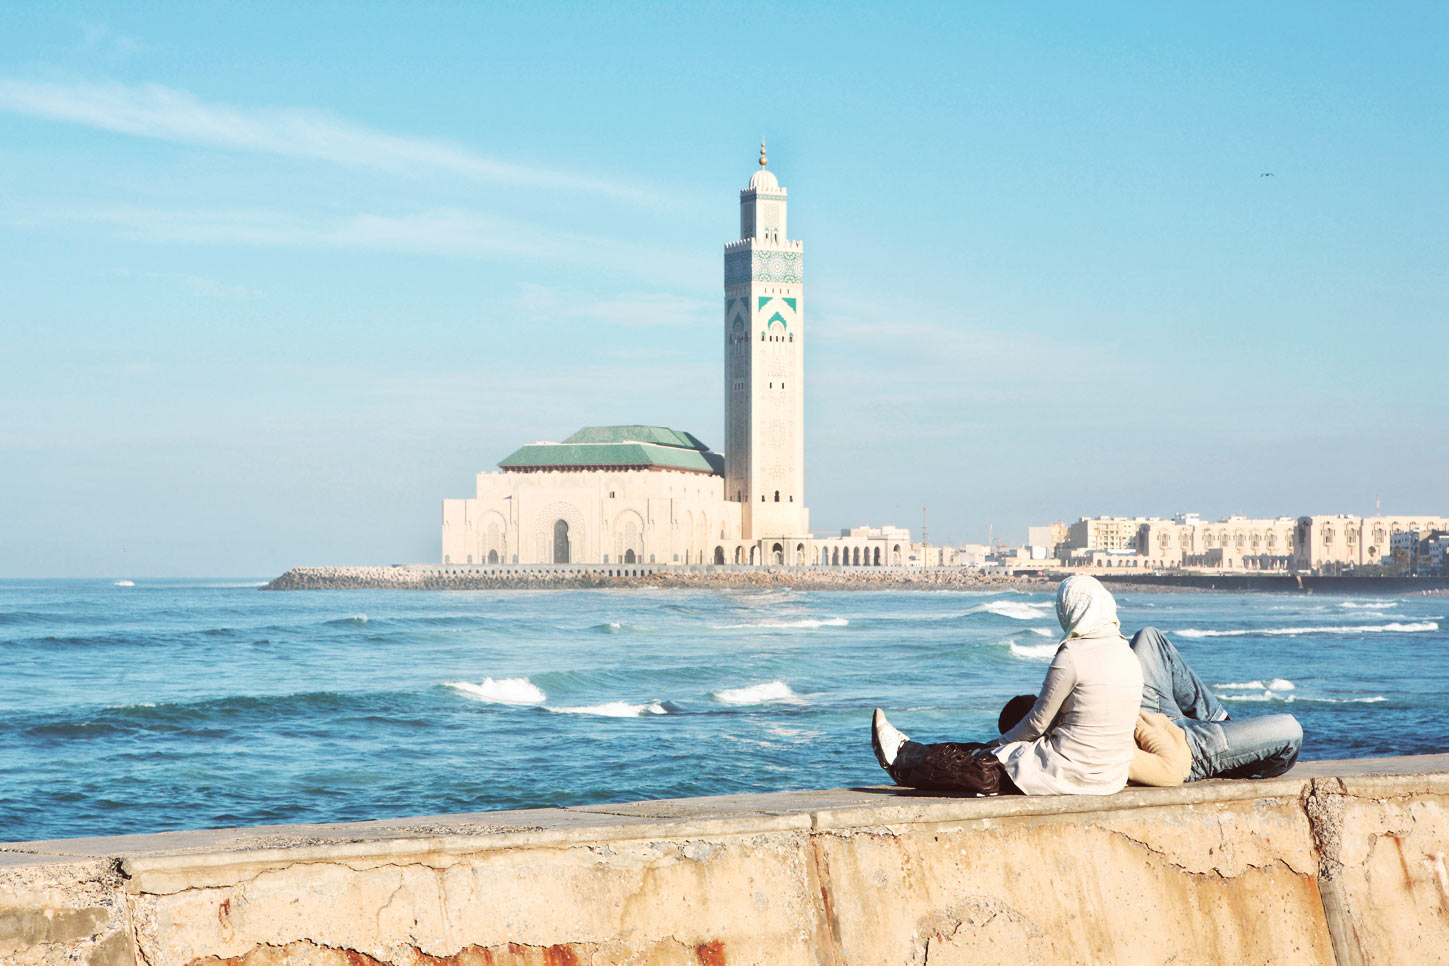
[1129,627,1302,781]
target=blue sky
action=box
[2,2,1445,577]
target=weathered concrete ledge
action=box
[4,756,1448,964]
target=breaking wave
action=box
[1009,641,1060,661]
[968,601,1052,621]
[545,701,670,718]
[711,681,805,706]
[1219,691,1386,704]
[1176,621,1437,638]
[1215,679,1295,691]
[713,617,849,630]
[445,677,546,706]
[1339,601,1398,609]
[324,614,368,626]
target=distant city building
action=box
[1419,532,1449,575]
[1026,522,1067,559]
[442,147,916,568]
[1293,515,1449,571]
[1029,512,1449,573]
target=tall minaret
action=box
[724,141,808,541]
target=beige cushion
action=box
[1128,710,1192,786]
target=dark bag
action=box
[897,741,1006,795]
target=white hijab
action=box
[1055,575,1122,640]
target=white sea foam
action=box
[969,600,1052,621]
[1220,691,1386,704]
[113,580,134,587]
[1030,627,1056,637]
[545,701,669,717]
[1009,641,1060,661]
[711,681,805,706]
[1215,679,1295,691]
[1176,621,1437,638]
[445,677,546,706]
[1339,601,1397,610]
[713,617,849,630]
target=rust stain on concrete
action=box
[694,939,726,964]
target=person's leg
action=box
[1129,627,1230,721]
[1177,714,1302,781]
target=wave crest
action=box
[713,617,848,630]
[546,701,669,718]
[1215,679,1295,691]
[1219,691,1386,704]
[969,601,1052,621]
[1176,621,1437,638]
[445,677,546,706]
[711,681,805,706]
[1009,641,1060,661]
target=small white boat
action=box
[113,580,135,587]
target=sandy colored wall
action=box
[3,756,1448,965]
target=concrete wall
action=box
[4,756,1448,965]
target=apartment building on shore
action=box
[1025,513,1449,573]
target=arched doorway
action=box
[772,542,784,565]
[852,547,861,566]
[832,547,840,566]
[873,547,881,566]
[892,544,901,566]
[796,543,805,565]
[750,545,759,565]
[735,546,744,564]
[552,519,570,564]
[714,546,725,565]
[624,549,636,564]
[487,549,499,564]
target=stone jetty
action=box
[261,564,1059,592]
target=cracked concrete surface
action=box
[3,756,1449,964]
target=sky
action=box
[2,2,1445,577]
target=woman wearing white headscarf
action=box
[873,575,1143,796]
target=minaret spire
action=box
[759,139,768,167]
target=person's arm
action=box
[998,648,1077,744]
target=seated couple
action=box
[871,575,1303,796]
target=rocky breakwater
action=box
[262,565,1059,592]
[263,565,625,591]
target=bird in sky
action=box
[1260,172,1275,177]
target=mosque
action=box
[441,145,912,568]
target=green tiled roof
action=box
[499,426,723,475]
[562,425,709,451]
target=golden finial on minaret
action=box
[759,139,768,167]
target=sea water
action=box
[1,580,1444,841]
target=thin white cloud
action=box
[77,23,146,58]
[104,267,261,300]
[0,79,644,200]
[32,203,711,281]
[514,283,714,328]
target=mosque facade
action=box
[441,146,893,567]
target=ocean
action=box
[2,579,1444,842]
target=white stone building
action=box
[1293,515,1449,571]
[442,145,913,568]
